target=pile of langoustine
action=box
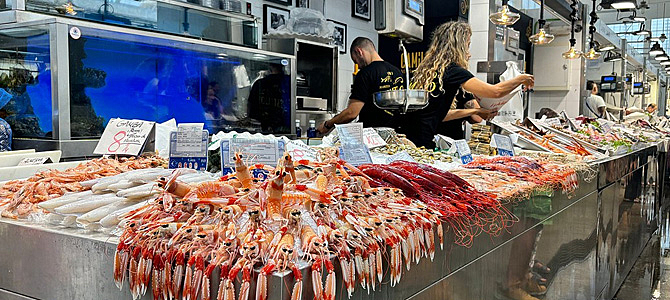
[0,156,165,219]
[114,153,507,300]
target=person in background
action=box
[248,63,291,133]
[404,21,533,148]
[317,37,404,134]
[0,117,11,152]
[584,81,606,118]
[438,90,494,140]
[647,103,658,114]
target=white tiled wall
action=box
[468,0,490,81]
[249,0,379,111]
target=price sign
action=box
[339,143,372,166]
[94,119,155,156]
[492,133,515,156]
[168,128,208,171]
[362,128,387,149]
[598,120,613,133]
[527,118,545,131]
[544,117,562,127]
[336,123,363,145]
[17,157,52,166]
[286,139,320,162]
[386,151,415,164]
[453,139,473,164]
[220,137,285,175]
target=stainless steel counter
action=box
[0,145,662,300]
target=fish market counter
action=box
[0,145,662,300]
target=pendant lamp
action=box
[564,0,582,59]
[530,0,554,44]
[490,0,520,26]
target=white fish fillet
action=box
[76,200,138,224]
[99,201,149,228]
[116,183,158,198]
[38,190,94,211]
[55,195,123,214]
[125,169,175,183]
[107,180,140,192]
[79,178,100,188]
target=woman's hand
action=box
[517,74,535,90]
[475,108,496,120]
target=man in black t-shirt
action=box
[317,37,404,134]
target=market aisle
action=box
[615,210,670,300]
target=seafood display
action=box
[371,144,453,164]
[37,168,217,230]
[113,153,455,300]
[0,156,165,219]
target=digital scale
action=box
[375,0,425,42]
[600,75,621,93]
[632,82,650,95]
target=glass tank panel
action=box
[0,25,53,139]
[24,0,257,47]
[68,26,291,138]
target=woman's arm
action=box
[461,74,534,99]
[443,108,494,122]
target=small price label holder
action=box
[453,139,473,164]
[492,133,515,156]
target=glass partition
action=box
[24,0,258,48]
[0,25,52,139]
[68,26,291,138]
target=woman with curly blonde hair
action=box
[403,21,534,147]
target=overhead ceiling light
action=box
[650,43,664,56]
[656,52,669,61]
[530,28,555,45]
[563,46,583,59]
[583,47,602,59]
[634,24,651,35]
[633,16,646,22]
[489,2,520,26]
[611,0,637,9]
[598,44,616,51]
[604,51,623,62]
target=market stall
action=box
[0,121,665,300]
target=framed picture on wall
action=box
[296,0,308,8]
[263,5,290,33]
[266,0,292,6]
[328,20,347,54]
[352,0,371,20]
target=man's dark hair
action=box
[586,81,596,91]
[649,103,657,108]
[350,37,376,53]
[538,108,559,118]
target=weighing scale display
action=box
[633,82,644,95]
[407,0,423,13]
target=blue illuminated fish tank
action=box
[0,19,294,153]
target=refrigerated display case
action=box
[0,11,295,157]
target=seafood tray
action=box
[542,125,609,155]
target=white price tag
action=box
[220,137,286,175]
[94,119,155,156]
[339,143,372,166]
[453,139,473,163]
[336,123,364,145]
[492,133,515,156]
[286,140,320,162]
[544,117,561,127]
[386,151,415,163]
[362,128,387,149]
[17,157,51,166]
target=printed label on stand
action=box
[362,128,387,149]
[220,137,285,175]
[94,118,155,156]
[492,133,515,156]
[386,150,415,163]
[339,143,372,166]
[17,157,52,166]
[286,139,320,162]
[168,128,208,171]
[453,139,473,164]
[544,117,561,127]
[335,123,364,145]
